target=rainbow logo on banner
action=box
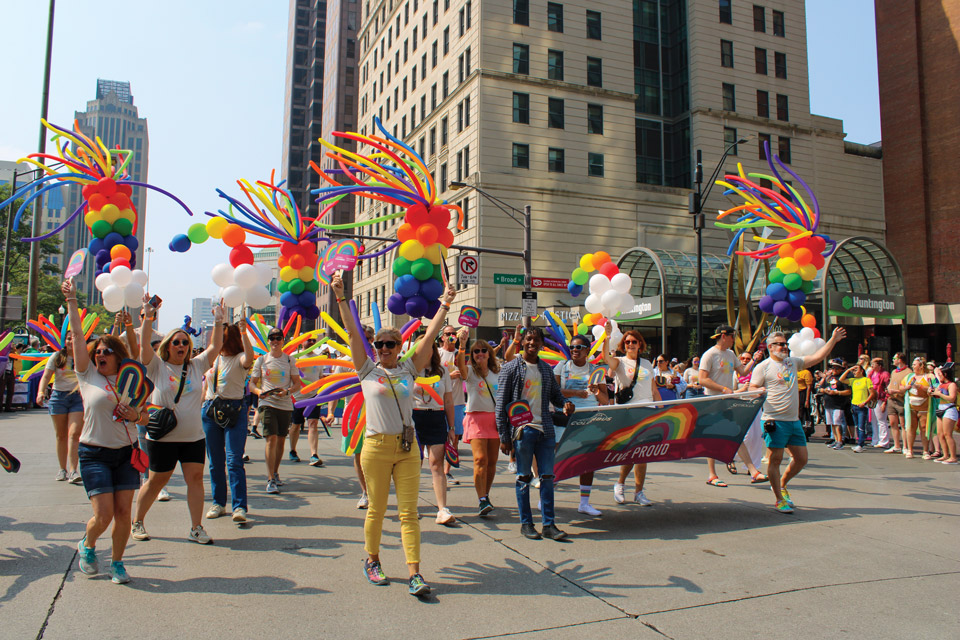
[599,404,697,452]
[458,305,481,328]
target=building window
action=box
[461,197,470,230]
[465,46,471,74]
[432,41,438,67]
[458,102,464,132]
[721,40,734,68]
[587,104,603,134]
[433,0,439,25]
[431,83,437,109]
[463,144,470,175]
[440,163,447,191]
[466,0,472,28]
[722,83,736,111]
[513,143,530,169]
[513,44,529,75]
[441,117,448,145]
[724,127,739,155]
[443,27,449,55]
[586,10,601,39]
[548,148,565,172]
[464,95,471,126]
[755,47,767,74]
[758,133,771,159]
[548,98,564,128]
[548,49,564,81]
[588,153,604,177]
[757,90,769,117]
[430,127,437,155]
[775,52,787,79]
[587,56,602,87]
[719,0,732,24]
[422,54,427,78]
[778,136,791,163]
[776,93,789,121]
[773,10,785,36]
[753,5,765,32]
[514,0,529,25]
[442,71,449,98]
[513,92,530,123]
[547,3,563,32]
[459,7,465,36]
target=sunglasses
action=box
[655,359,666,363]
[471,349,488,355]
[443,334,457,340]
[570,344,589,351]
[268,335,283,342]
[171,339,190,346]
[769,342,788,347]
[374,340,399,350]
[94,347,114,356]
[624,340,640,345]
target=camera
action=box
[763,420,777,434]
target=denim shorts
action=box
[78,443,140,498]
[825,408,847,426]
[48,390,83,415]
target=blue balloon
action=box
[787,305,803,323]
[767,282,788,301]
[170,234,191,253]
[104,232,124,248]
[758,295,775,314]
[96,249,110,264]
[405,295,428,318]
[280,291,298,308]
[89,238,105,256]
[420,277,444,300]
[297,291,316,308]
[124,234,139,252]
[304,305,320,320]
[567,281,583,297]
[424,298,441,319]
[395,274,420,298]
[786,290,806,307]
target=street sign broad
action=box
[493,273,524,285]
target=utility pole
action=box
[0,169,19,331]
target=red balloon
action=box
[811,253,825,270]
[97,178,117,197]
[428,205,451,228]
[116,183,133,197]
[303,252,318,269]
[812,328,821,339]
[280,242,299,258]
[109,258,131,271]
[81,184,98,200]
[108,192,130,211]
[598,261,619,278]
[297,240,314,255]
[416,223,438,246]
[809,235,826,254]
[229,244,255,267]
[437,228,454,248]
[397,223,416,242]
[405,204,430,226]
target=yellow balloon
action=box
[399,239,425,261]
[84,212,102,227]
[206,217,228,239]
[579,254,595,272]
[279,266,297,282]
[798,263,818,281]
[423,243,443,264]
[100,203,120,224]
[776,257,799,274]
[119,208,136,223]
[298,266,314,281]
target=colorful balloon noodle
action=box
[308,117,464,319]
[538,310,604,365]
[565,250,635,339]
[714,141,835,322]
[10,310,99,381]
[0,120,192,287]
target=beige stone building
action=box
[347,0,882,346]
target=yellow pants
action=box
[360,433,421,564]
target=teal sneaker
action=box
[77,537,98,575]
[363,558,388,586]
[775,499,794,514]
[408,573,431,597]
[781,488,795,508]
[110,560,130,584]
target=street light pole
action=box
[0,168,20,331]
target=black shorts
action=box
[413,409,449,446]
[145,438,206,473]
[261,407,292,437]
[292,404,322,425]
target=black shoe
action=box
[520,523,541,540]
[250,429,263,440]
[541,524,568,541]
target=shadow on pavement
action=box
[121,574,329,595]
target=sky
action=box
[0,0,882,333]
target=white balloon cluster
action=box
[211,262,273,309]
[95,266,148,312]
[583,273,635,320]
[788,327,826,357]
[591,319,623,347]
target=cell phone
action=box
[148,295,162,308]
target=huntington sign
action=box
[827,291,906,319]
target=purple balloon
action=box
[424,298,442,319]
[772,300,793,318]
[304,305,321,320]
[405,295,428,318]
[759,295,775,314]
[787,306,803,323]
[387,293,407,315]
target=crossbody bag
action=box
[146,361,188,440]
[615,359,640,405]
[206,356,243,428]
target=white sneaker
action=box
[435,507,456,525]
[578,503,602,516]
[157,489,171,502]
[532,476,541,489]
[634,491,653,506]
[356,493,369,509]
[446,472,459,486]
[507,461,517,473]
[852,445,864,453]
[131,520,150,541]
[613,483,625,504]
[189,525,213,544]
[206,504,226,519]
[232,508,247,523]
[266,478,280,494]
[68,471,83,485]
[55,469,67,481]
[884,446,902,454]
[273,473,284,487]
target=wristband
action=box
[65,298,77,302]
[441,302,451,310]
[336,297,345,303]
[513,340,521,346]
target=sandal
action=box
[750,472,769,484]
[706,476,728,487]
[726,462,738,475]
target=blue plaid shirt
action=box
[495,357,567,442]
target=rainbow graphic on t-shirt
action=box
[598,405,697,452]
[588,368,606,387]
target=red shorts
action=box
[463,411,498,443]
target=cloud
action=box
[0,144,30,163]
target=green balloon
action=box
[393,257,411,276]
[278,280,289,294]
[768,268,784,284]
[92,219,112,239]
[289,278,305,295]
[801,280,815,294]
[577,323,589,335]
[305,279,319,292]
[410,258,434,281]
[187,223,209,244]
[782,273,803,291]
[433,264,443,280]
[112,218,133,236]
[571,268,589,285]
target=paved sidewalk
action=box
[1,409,958,639]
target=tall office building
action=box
[64,79,149,299]
[350,0,883,345]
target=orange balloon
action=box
[416,223,438,246]
[397,223,416,242]
[278,255,289,268]
[222,224,246,247]
[110,245,132,261]
[289,254,305,270]
[778,243,795,259]
[801,313,817,328]
[591,251,611,269]
[793,247,813,266]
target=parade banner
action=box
[554,392,764,481]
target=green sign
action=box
[827,291,906,319]
[493,273,524,285]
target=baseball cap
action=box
[828,358,844,368]
[711,325,735,339]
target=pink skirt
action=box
[463,411,498,443]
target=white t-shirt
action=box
[413,367,452,411]
[205,353,248,400]
[683,367,700,386]
[750,356,803,421]
[252,352,299,411]
[613,356,654,405]
[45,354,79,393]
[465,367,498,413]
[554,360,602,409]
[146,357,208,442]
[700,345,740,396]
[357,358,418,435]
[522,361,543,426]
[439,348,465,405]
[76,366,138,449]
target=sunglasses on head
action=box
[94,347,114,356]
[171,339,190,347]
[374,340,399,350]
